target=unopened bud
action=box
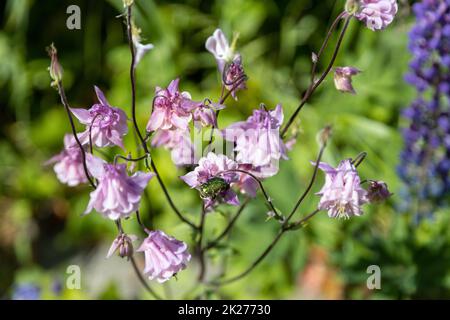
[317,125,333,147]
[367,180,392,203]
[123,0,134,7]
[46,43,63,88]
[345,0,359,15]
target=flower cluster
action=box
[399,0,450,218]
[47,0,397,288]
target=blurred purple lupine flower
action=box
[151,129,196,166]
[333,67,361,94]
[107,233,138,259]
[315,159,368,219]
[180,152,240,208]
[146,78,200,132]
[399,0,450,219]
[137,230,191,283]
[84,158,155,220]
[12,284,41,300]
[223,104,288,178]
[354,0,398,31]
[71,86,128,149]
[45,134,89,186]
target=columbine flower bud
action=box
[333,67,361,94]
[47,43,63,88]
[367,180,392,203]
[345,0,359,15]
[107,233,138,260]
[123,0,134,7]
[317,125,333,147]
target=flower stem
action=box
[197,205,207,282]
[56,81,96,189]
[281,14,352,138]
[125,4,197,230]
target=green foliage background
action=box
[1,0,449,299]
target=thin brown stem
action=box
[197,205,207,282]
[57,81,96,188]
[281,14,352,138]
[204,198,250,251]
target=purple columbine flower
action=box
[151,129,197,166]
[223,104,288,178]
[180,152,240,208]
[45,134,89,186]
[333,67,361,94]
[315,159,368,219]
[137,230,191,283]
[71,86,128,149]
[205,28,238,73]
[354,0,398,31]
[84,158,155,220]
[192,102,225,129]
[107,233,138,259]
[146,78,200,132]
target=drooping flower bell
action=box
[223,104,288,178]
[151,129,196,166]
[84,158,155,220]
[206,29,247,99]
[45,134,89,186]
[333,67,361,94]
[47,43,63,88]
[315,159,368,219]
[107,233,138,260]
[71,86,128,149]
[146,78,200,132]
[354,0,398,31]
[180,152,240,208]
[205,28,239,73]
[137,230,191,283]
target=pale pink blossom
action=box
[180,152,240,208]
[333,67,361,94]
[45,134,89,186]
[71,86,128,149]
[151,129,196,166]
[223,104,287,178]
[314,159,368,219]
[205,29,238,73]
[137,230,191,283]
[146,79,200,132]
[355,0,398,31]
[84,158,155,220]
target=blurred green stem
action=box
[125,4,197,230]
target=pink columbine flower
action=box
[233,164,259,198]
[192,102,225,129]
[223,104,288,178]
[355,0,398,31]
[71,86,128,149]
[205,29,238,73]
[107,233,138,259]
[84,158,155,220]
[315,159,368,219]
[137,230,191,283]
[151,129,197,166]
[180,152,240,208]
[45,134,89,186]
[333,67,361,94]
[146,78,200,132]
